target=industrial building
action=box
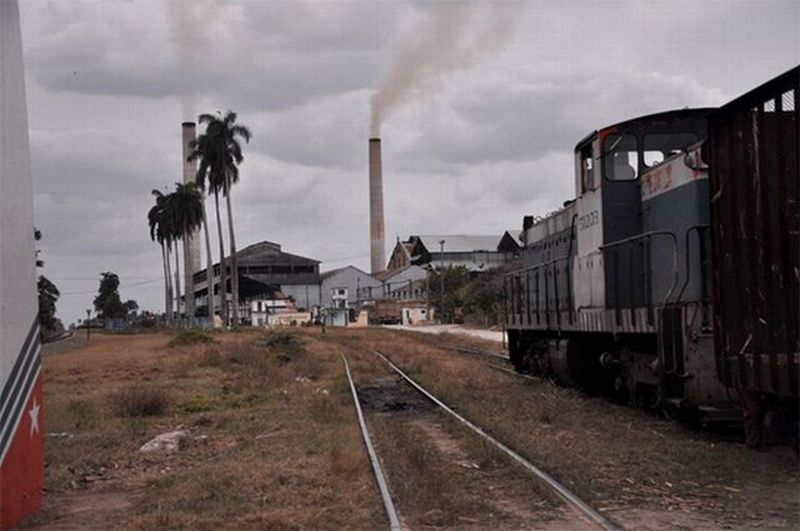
[371,265,429,301]
[387,233,521,273]
[320,266,382,309]
[192,240,321,321]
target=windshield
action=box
[643,132,699,167]
[603,133,639,180]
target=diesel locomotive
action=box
[504,67,798,440]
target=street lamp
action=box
[85,309,91,341]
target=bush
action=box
[262,330,301,365]
[168,329,216,348]
[112,386,169,417]
[262,330,296,349]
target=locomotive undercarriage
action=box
[507,307,738,423]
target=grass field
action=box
[25,327,800,530]
[29,329,383,530]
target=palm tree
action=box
[187,150,219,319]
[189,110,251,326]
[189,127,228,324]
[167,182,205,320]
[148,189,174,325]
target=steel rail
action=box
[485,363,539,381]
[340,354,402,531]
[373,349,619,531]
[453,345,509,361]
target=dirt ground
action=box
[28,330,384,530]
[332,328,800,530]
[25,328,800,530]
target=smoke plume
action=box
[370,3,517,136]
[163,0,224,120]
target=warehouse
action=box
[192,240,321,320]
[387,233,520,273]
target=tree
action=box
[427,266,471,323]
[167,182,204,319]
[94,272,127,319]
[35,228,64,339]
[124,299,139,321]
[148,190,174,323]
[38,276,63,338]
[188,110,251,326]
[457,270,505,326]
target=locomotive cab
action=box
[508,108,733,418]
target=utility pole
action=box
[439,239,445,322]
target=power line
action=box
[59,277,163,297]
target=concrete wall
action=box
[281,283,321,310]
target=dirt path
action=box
[385,324,507,344]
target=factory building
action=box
[192,240,321,321]
[387,233,521,273]
[320,266,382,309]
[372,265,429,301]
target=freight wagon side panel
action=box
[708,67,800,397]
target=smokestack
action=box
[182,122,201,317]
[369,138,386,274]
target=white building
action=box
[319,266,382,309]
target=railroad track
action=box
[443,343,543,382]
[450,344,509,361]
[341,348,619,531]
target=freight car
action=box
[504,67,799,440]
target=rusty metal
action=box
[707,66,799,397]
[340,355,401,531]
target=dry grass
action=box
[29,327,800,530]
[167,329,217,348]
[111,385,170,417]
[325,327,800,530]
[28,329,385,530]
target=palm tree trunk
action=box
[165,242,173,326]
[213,190,228,327]
[161,243,170,326]
[173,240,182,324]
[225,187,239,326]
[201,199,215,318]
[183,221,195,321]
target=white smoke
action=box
[163,0,225,121]
[370,3,517,137]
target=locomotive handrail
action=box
[675,224,711,304]
[502,254,572,277]
[503,254,573,327]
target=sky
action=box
[18,0,798,325]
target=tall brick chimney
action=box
[369,138,385,274]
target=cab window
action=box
[580,145,595,191]
[642,132,698,167]
[603,133,638,181]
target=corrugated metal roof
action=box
[319,265,374,281]
[236,240,320,266]
[414,235,501,253]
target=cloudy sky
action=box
[19,0,798,324]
